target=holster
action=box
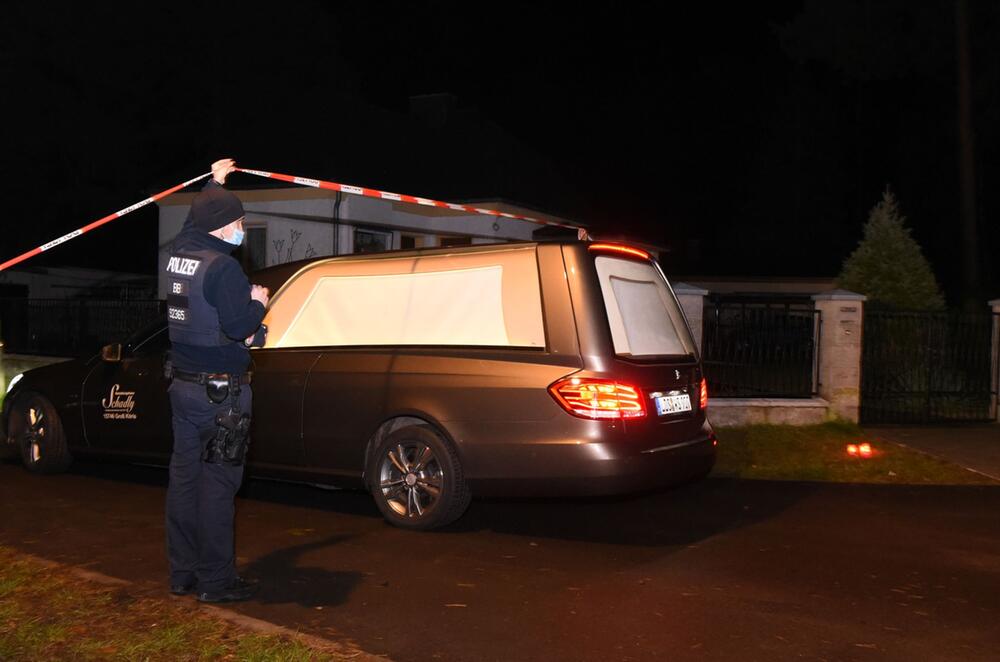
[202,374,251,466]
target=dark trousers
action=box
[166,379,251,592]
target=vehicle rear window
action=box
[263,247,545,349]
[594,256,696,358]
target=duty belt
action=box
[171,369,252,386]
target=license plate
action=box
[654,393,692,416]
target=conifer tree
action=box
[837,189,946,310]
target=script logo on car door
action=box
[101,384,137,420]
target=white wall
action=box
[158,204,336,297]
[340,196,540,242]
[251,216,335,267]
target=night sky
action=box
[2,2,998,304]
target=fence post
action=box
[811,289,867,423]
[991,298,1000,423]
[672,282,709,353]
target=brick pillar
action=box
[672,282,709,353]
[812,290,867,423]
[991,299,1000,422]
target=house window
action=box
[244,227,267,273]
[439,236,472,247]
[400,234,426,250]
[354,228,392,254]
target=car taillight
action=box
[699,378,709,410]
[549,377,647,420]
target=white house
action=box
[156,186,583,298]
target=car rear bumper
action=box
[452,418,717,497]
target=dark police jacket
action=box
[166,200,264,374]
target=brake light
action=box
[587,243,650,260]
[700,378,709,410]
[847,444,875,458]
[549,377,647,420]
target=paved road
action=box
[2,459,998,662]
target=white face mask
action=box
[221,218,245,245]
[225,228,245,246]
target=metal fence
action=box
[701,301,820,398]
[861,310,997,423]
[0,298,165,357]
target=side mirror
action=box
[101,343,122,363]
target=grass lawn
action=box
[712,421,998,485]
[0,546,342,661]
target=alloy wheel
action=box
[378,441,443,519]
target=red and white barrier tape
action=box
[235,167,585,233]
[1,165,589,272]
[0,172,212,272]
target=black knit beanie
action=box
[191,186,245,232]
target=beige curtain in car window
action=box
[595,256,694,357]
[609,277,687,356]
[274,265,509,347]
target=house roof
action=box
[157,187,581,229]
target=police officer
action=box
[164,158,268,603]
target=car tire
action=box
[369,425,470,530]
[9,393,72,474]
